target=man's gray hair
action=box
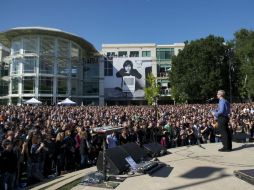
[218,90,225,97]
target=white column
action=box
[35,36,40,98]
[152,58,157,78]
[53,38,57,104]
[9,58,13,95]
[79,49,83,97]
[18,38,23,104]
[8,61,12,105]
[67,41,71,97]
[99,56,104,106]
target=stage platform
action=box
[30,142,254,190]
[71,142,254,190]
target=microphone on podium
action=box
[206,97,214,102]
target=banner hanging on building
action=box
[104,57,152,100]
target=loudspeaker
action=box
[234,169,254,185]
[143,143,168,157]
[233,132,250,143]
[120,142,147,163]
[97,146,130,175]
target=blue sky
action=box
[1,0,254,50]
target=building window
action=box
[57,39,69,58]
[0,80,8,96]
[0,64,9,96]
[0,99,8,105]
[57,58,68,76]
[85,57,98,64]
[39,77,53,94]
[156,48,174,60]
[71,59,79,78]
[23,37,37,54]
[83,80,99,95]
[23,57,36,73]
[71,44,80,59]
[142,51,151,57]
[40,37,55,56]
[11,78,19,94]
[118,51,127,57]
[84,63,99,78]
[23,77,35,94]
[130,51,139,57]
[71,79,78,95]
[38,97,53,105]
[40,55,54,74]
[11,97,19,105]
[82,98,98,106]
[157,64,171,77]
[58,78,67,94]
[12,39,21,54]
[104,59,113,76]
[11,58,21,74]
[71,44,80,78]
[106,52,116,57]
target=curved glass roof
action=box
[0,27,98,55]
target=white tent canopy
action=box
[57,98,76,105]
[24,98,42,105]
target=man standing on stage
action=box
[212,90,232,152]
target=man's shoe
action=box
[218,148,231,152]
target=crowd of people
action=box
[0,103,253,189]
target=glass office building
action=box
[0,27,102,105]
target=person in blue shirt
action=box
[212,90,232,151]
[106,131,118,149]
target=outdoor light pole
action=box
[153,95,159,142]
[102,134,107,181]
[228,48,233,103]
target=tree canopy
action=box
[171,35,239,103]
[144,73,160,105]
[234,29,254,101]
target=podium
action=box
[92,126,124,181]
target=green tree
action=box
[144,73,160,105]
[171,35,239,103]
[234,29,254,101]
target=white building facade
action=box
[101,43,184,104]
